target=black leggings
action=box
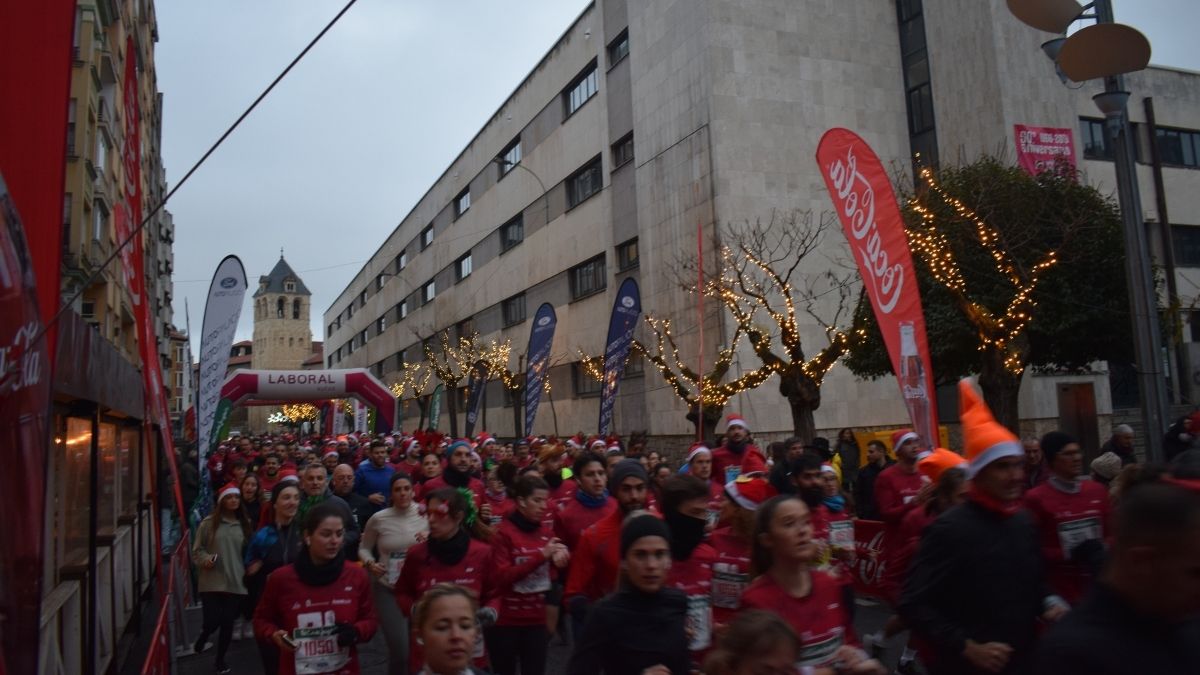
[197,592,242,667]
[485,624,548,675]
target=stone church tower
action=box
[249,254,313,430]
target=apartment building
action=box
[325,0,1200,447]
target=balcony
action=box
[99,50,117,85]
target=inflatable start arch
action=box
[217,368,398,433]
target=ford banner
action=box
[523,303,557,436]
[598,278,641,435]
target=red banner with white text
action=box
[1013,124,1075,175]
[816,129,938,447]
[849,519,887,598]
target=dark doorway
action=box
[1057,383,1100,461]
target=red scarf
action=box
[968,483,1022,518]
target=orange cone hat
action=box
[959,379,1023,477]
[918,447,968,484]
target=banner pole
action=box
[697,218,704,442]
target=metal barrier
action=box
[141,536,193,674]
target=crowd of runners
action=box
[180,379,1200,675]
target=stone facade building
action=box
[249,255,314,429]
[324,0,1200,451]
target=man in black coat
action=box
[1033,480,1200,675]
[854,440,892,520]
[900,380,1067,675]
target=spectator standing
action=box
[836,428,862,491]
[1024,437,1049,489]
[1089,451,1122,489]
[854,440,891,520]
[1099,423,1137,466]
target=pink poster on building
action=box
[1013,124,1076,174]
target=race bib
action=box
[386,551,406,586]
[711,564,748,609]
[829,520,854,550]
[513,556,552,594]
[685,594,712,651]
[1057,517,1102,555]
[293,626,350,675]
[724,466,741,484]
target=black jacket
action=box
[567,585,691,675]
[900,500,1050,675]
[854,460,891,520]
[335,489,375,532]
[1034,583,1200,675]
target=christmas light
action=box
[281,403,318,422]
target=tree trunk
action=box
[977,349,1023,433]
[447,384,460,438]
[417,400,427,431]
[686,403,724,445]
[512,387,524,439]
[780,367,822,441]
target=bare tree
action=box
[390,361,431,430]
[423,331,490,437]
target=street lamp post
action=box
[1009,0,1168,461]
[493,157,550,227]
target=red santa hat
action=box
[724,474,776,510]
[820,462,838,475]
[959,379,1023,478]
[588,437,608,451]
[891,429,919,453]
[217,483,241,501]
[686,443,712,463]
[724,413,750,432]
[566,434,585,450]
[323,449,339,460]
[740,447,769,475]
[277,469,300,485]
[477,432,496,446]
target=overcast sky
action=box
[158,0,1199,355]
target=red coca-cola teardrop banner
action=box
[816,129,938,446]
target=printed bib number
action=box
[386,551,406,586]
[686,594,712,651]
[797,628,844,667]
[829,520,854,550]
[711,565,748,609]
[293,626,350,674]
[513,556,551,594]
[1057,517,1102,555]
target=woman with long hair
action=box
[253,501,378,675]
[240,473,264,527]
[244,481,304,673]
[703,609,801,675]
[836,428,862,491]
[413,584,492,675]
[395,487,497,672]
[487,475,569,675]
[360,472,429,675]
[742,495,886,675]
[567,513,690,675]
[191,483,252,674]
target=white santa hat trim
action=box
[725,414,749,432]
[687,445,712,463]
[724,480,757,510]
[893,431,919,452]
[217,484,241,501]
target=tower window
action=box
[292,298,301,319]
[276,298,284,318]
[285,281,295,292]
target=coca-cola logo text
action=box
[826,146,904,314]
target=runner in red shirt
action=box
[1023,431,1111,606]
[739,495,887,675]
[537,441,576,517]
[874,429,929,606]
[253,502,378,675]
[711,414,768,485]
[661,475,719,665]
[483,466,515,528]
[711,475,775,627]
[564,458,648,640]
[487,474,569,675]
[257,452,283,501]
[682,443,725,526]
[553,452,615,551]
[395,487,497,672]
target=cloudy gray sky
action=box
[158,0,1199,354]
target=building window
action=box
[292,298,301,319]
[285,281,296,292]
[421,224,434,250]
[397,299,408,320]
[327,323,334,336]
[359,289,367,307]
[376,274,386,291]
[500,214,524,252]
[92,203,107,241]
[67,99,77,156]
[455,189,471,218]
[572,361,603,397]
[906,83,934,135]
[612,133,634,169]
[502,293,526,327]
[617,237,639,271]
[1172,225,1200,267]
[1156,127,1200,169]
[377,315,387,333]
[396,250,408,271]
[1079,118,1113,161]
[455,317,475,340]
[607,29,629,66]
[336,347,342,361]
[422,279,436,305]
[456,252,473,282]
[570,254,607,300]
[346,339,354,355]
[398,348,408,365]
[276,298,285,318]
[564,61,598,117]
[568,157,603,208]
[500,137,521,175]
[359,329,368,348]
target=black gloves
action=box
[335,622,358,648]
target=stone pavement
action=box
[176,597,915,674]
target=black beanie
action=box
[620,513,670,557]
[1040,431,1078,463]
[609,458,649,493]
